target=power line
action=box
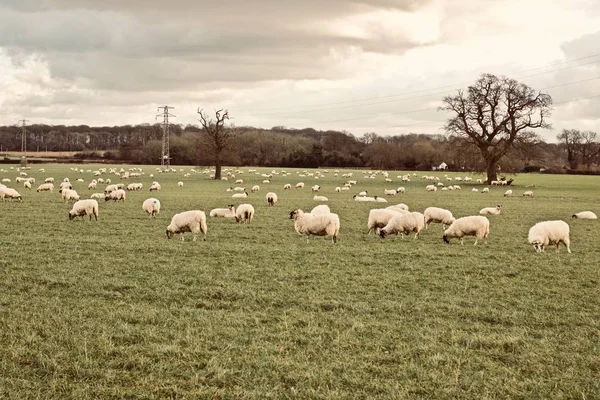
[18,119,28,157]
[156,106,175,168]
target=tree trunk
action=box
[214,151,222,180]
[485,158,499,184]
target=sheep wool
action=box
[61,189,80,202]
[572,211,597,220]
[105,189,126,202]
[210,205,236,218]
[266,192,278,206]
[367,208,403,234]
[310,205,331,215]
[504,190,513,196]
[69,199,99,221]
[289,209,340,243]
[232,191,249,198]
[379,212,425,239]
[424,207,456,230]
[142,198,161,218]
[443,216,489,245]
[166,210,207,241]
[523,190,533,197]
[0,187,23,202]
[528,220,571,253]
[313,195,328,202]
[235,203,255,223]
[479,205,502,215]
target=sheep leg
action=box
[180,234,185,242]
[460,238,464,245]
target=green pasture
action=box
[0,164,598,399]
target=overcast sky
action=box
[1,0,599,142]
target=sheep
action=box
[177,181,184,188]
[523,190,533,197]
[24,181,32,190]
[232,191,249,198]
[252,185,260,192]
[105,189,126,202]
[232,187,246,192]
[61,189,80,202]
[266,192,278,206]
[480,205,502,215]
[443,216,489,245]
[353,195,376,202]
[0,187,23,202]
[88,181,97,190]
[313,195,328,202]
[387,203,409,212]
[358,191,368,196]
[284,184,292,190]
[69,199,99,221]
[295,182,305,189]
[150,182,161,191]
[481,187,490,194]
[90,193,104,199]
[379,212,425,240]
[289,209,340,243]
[210,204,235,218]
[58,181,73,193]
[426,185,437,192]
[44,177,54,183]
[166,210,207,241]
[310,205,331,215]
[235,203,255,223]
[396,187,406,194]
[384,189,397,196]
[142,198,161,218]
[528,220,571,253]
[375,197,387,203]
[472,188,478,192]
[572,211,597,220]
[504,189,512,196]
[235,179,244,184]
[367,208,403,234]
[424,207,456,230]
[311,185,321,192]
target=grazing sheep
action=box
[69,199,99,221]
[24,181,32,190]
[235,179,244,184]
[289,209,340,243]
[358,191,368,196]
[232,187,246,192]
[252,185,260,192]
[177,181,184,188]
[311,185,321,192]
[142,198,161,218]
[235,203,255,223]
[383,189,397,196]
[61,189,80,202]
[523,190,533,197]
[472,188,478,192]
[232,191,249,198]
[313,195,328,202]
[426,185,437,192]
[480,205,502,215]
[58,181,72,193]
[572,211,597,220]
[310,205,331,215]
[150,182,161,191]
[105,189,126,202]
[88,181,97,190]
[396,187,406,193]
[504,189,513,196]
[443,216,489,245]
[166,210,207,241]
[379,212,425,240]
[284,184,292,190]
[353,195,376,202]
[375,196,387,203]
[90,193,104,199]
[210,204,235,218]
[44,177,54,183]
[481,187,490,194]
[295,182,304,189]
[367,208,403,234]
[387,203,409,212]
[424,207,456,230]
[266,192,278,206]
[0,187,23,202]
[528,220,571,253]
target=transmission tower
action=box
[18,119,28,157]
[156,106,175,168]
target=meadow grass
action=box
[0,165,598,399]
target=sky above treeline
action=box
[1,0,599,142]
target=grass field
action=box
[0,164,598,399]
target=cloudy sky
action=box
[1,0,599,142]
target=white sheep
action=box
[387,203,409,212]
[310,205,331,215]
[504,189,512,196]
[177,181,184,188]
[528,220,571,253]
[572,211,597,220]
[379,212,425,240]
[90,193,104,199]
[232,191,249,198]
[472,188,478,192]
[166,210,207,241]
[0,187,23,202]
[142,198,161,218]
[266,192,278,206]
[58,181,72,193]
[69,199,99,221]
[251,185,260,192]
[284,184,292,190]
[480,205,503,215]
[105,189,126,202]
[24,181,32,190]
[367,208,403,234]
[358,191,368,196]
[235,203,255,224]
[481,187,490,194]
[295,182,304,189]
[396,187,406,193]
[210,204,236,218]
[424,207,456,230]
[313,195,328,202]
[353,195,376,202]
[88,181,97,190]
[375,197,387,203]
[44,177,54,183]
[61,189,80,202]
[443,216,489,245]
[523,190,533,197]
[383,189,397,196]
[311,185,321,192]
[289,209,340,243]
[426,185,437,192]
[150,182,161,191]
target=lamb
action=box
[443,216,489,245]
[69,199,99,221]
[0,187,23,202]
[210,204,235,218]
[504,189,512,196]
[61,189,80,202]
[424,207,456,230]
[310,205,331,215]
[289,209,340,243]
[480,205,503,215]
[90,193,104,199]
[142,198,161,218]
[528,220,571,253]
[166,210,207,241]
[232,191,249,198]
[313,195,329,202]
[367,208,403,234]
[523,190,533,197]
[379,212,425,239]
[105,189,126,202]
[426,185,437,192]
[251,185,260,192]
[235,203,255,223]
[266,192,278,206]
[571,211,597,220]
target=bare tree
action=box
[579,131,600,169]
[197,108,239,180]
[440,74,552,183]
[557,129,582,169]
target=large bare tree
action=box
[557,129,600,169]
[197,108,239,180]
[440,74,552,183]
